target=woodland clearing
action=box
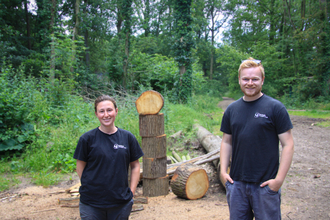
[1,99,330,220]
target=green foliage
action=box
[0,175,20,192]
[129,52,179,92]
[22,52,47,78]
[173,0,195,103]
[216,44,246,96]
[165,95,221,135]
[128,51,205,103]
[0,65,37,151]
[30,171,63,187]
[287,109,330,127]
[46,33,86,81]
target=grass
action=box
[288,110,330,127]
[0,175,21,191]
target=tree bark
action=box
[170,164,209,200]
[141,134,166,158]
[193,124,221,167]
[143,175,169,197]
[143,157,167,178]
[139,114,164,137]
[24,0,31,50]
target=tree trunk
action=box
[193,124,229,188]
[49,0,56,84]
[141,134,166,158]
[71,0,80,73]
[24,0,31,50]
[83,0,90,68]
[143,157,167,178]
[143,175,169,197]
[170,164,209,200]
[193,124,221,167]
[123,31,129,88]
[139,114,164,137]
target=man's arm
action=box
[129,159,141,196]
[220,133,233,184]
[260,129,294,191]
[76,159,87,180]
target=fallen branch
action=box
[31,208,56,213]
[131,204,144,212]
[133,196,148,204]
[194,154,220,165]
[60,204,79,208]
[49,190,66,194]
[167,148,220,176]
[58,197,79,205]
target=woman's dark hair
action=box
[94,95,117,112]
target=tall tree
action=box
[173,0,194,103]
[50,0,57,83]
[122,0,133,88]
[205,0,230,79]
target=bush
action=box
[0,65,37,151]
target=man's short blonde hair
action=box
[238,57,265,78]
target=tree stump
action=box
[143,176,169,197]
[170,164,209,200]
[135,90,164,115]
[139,114,164,137]
[143,157,167,178]
[141,134,167,158]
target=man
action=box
[220,58,294,220]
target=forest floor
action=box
[1,98,330,220]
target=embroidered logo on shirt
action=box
[113,144,126,149]
[254,112,268,119]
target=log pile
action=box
[136,90,169,197]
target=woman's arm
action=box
[76,159,87,180]
[129,160,141,196]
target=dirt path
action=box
[1,99,330,220]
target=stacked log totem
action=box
[135,90,169,197]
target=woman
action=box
[73,95,144,219]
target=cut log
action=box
[143,175,169,197]
[139,114,164,137]
[65,182,81,193]
[172,150,182,162]
[193,124,230,189]
[58,197,79,205]
[135,90,164,115]
[170,164,209,200]
[141,134,167,158]
[133,196,148,204]
[193,124,221,167]
[143,157,167,179]
[131,204,144,212]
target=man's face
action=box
[239,67,264,101]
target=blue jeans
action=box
[225,181,281,220]
[79,199,134,220]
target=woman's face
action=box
[95,100,118,128]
